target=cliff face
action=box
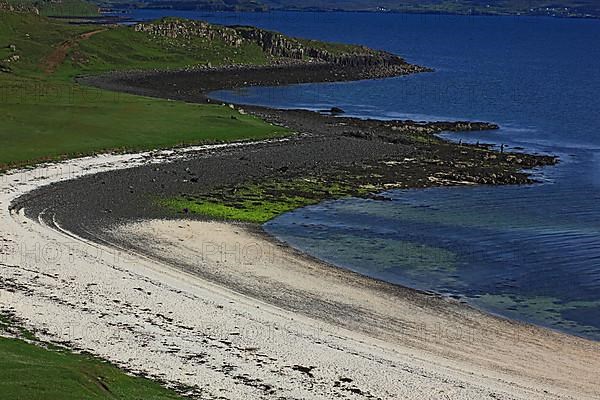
[232,26,406,67]
[133,18,411,69]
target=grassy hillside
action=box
[0,11,88,75]
[0,10,388,169]
[56,24,270,78]
[54,18,369,78]
[0,12,274,78]
[0,79,283,169]
[0,11,288,170]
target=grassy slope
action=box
[0,11,86,73]
[296,37,366,56]
[0,11,287,170]
[0,315,183,400]
[56,26,271,78]
[1,87,282,167]
[63,19,364,77]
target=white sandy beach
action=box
[1,146,599,399]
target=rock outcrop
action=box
[135,19,244,47]
[134,18,423,71]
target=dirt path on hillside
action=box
[41,29,106,74]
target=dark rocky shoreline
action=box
[78,60,430,102]
[14,62,557,241]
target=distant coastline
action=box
[99,4,600,20]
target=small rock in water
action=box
[318,106,345,114]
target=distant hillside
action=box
[101,0,600,18]
[264,0,600,17]
[98,0,268,11]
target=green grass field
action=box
[0,11,88,75]
[0,76,286,169]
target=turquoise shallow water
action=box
[128,10,600,339]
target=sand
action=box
[1,148,599,399]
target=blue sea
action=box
[127,10,600,340]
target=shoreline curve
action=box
[2,61,587,398]
[1,149,599,399]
